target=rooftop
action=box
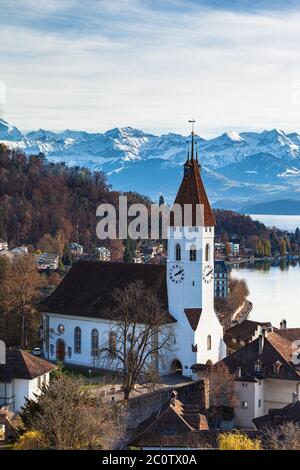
[0,349,56,383]
[43,260,175,324]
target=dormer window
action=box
[273,361,282,374]
[235,367,242,379]
[255,360,262,372]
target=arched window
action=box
[205,243,210,262]
[189,244,197,262]
[109,331,117,355]
[91,329,99,356]
[207,335,212,351]
[74,327,81,354]
[175,243,181,261]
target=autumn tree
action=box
[18,373,125,449]
[225,242,231,257]
[264,422,300,450]
[215,277,249,328]
[218,431,261,450]
[280,239,287,257]
[2,254,45,348]
[263,239,271,257]
[98,280,174,401]
[207,362,238,428]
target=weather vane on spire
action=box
[188,119,196,135]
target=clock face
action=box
[203,265,213,284]
[169,264,185,284]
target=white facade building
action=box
[217,329,300,428]
[0,341,56,412]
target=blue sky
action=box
[1,0,300,136]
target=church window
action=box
[207,335,212,350]
[205,243,210,261]
[109,331,117,355]
[74,326,81,353]
[91,329,99,356]
[190,245,197,261]
[68,347,72,358]
[175,243,181,261]
[50,344,54,356]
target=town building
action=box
[42,129,226,377]
[0,340,56,412]
[129,382,209,449]
[94,246,110,261]
[229,242,239,255]
[69,243,83,255]
[214,260,229,298]
[35,252,59,270]
[0,239,8,251]
[224,320,272,354]
[211,328,300,428]
[253,393,300,430]
[0,245,28,261]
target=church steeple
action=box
[171,122,215,227]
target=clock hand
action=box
[174,268,183,276]
[206,269,213,277]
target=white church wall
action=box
[45,313,176,374]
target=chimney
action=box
[0,340,6,365]
[292,392,298,404]
[170,390,178,405]
[280,319,287,330]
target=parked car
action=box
[32,347,42,356]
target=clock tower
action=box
[167,125,225,376]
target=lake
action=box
[249,214,300,232]
[231,259,300,328]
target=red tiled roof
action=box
[0,349,56,382]
[129,395,208,447]
[276,328,300,342]
[170,157,215,227]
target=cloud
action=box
[0,0,300,136]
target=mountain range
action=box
[1,118,300,211]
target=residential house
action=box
[94,246,110,261]
[0,239,8,251]
[253,393,300,430]
[210,329,300,428]
[35,253,59,271]
[224,320,272,354]
[0,340,56,412]
[214,260,229,298]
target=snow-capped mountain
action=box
[1,118,300,209]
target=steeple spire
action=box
[171,120,215,227]
[189,119,195,161]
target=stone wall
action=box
[127,379,208,429]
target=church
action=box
[42,128,226,378]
